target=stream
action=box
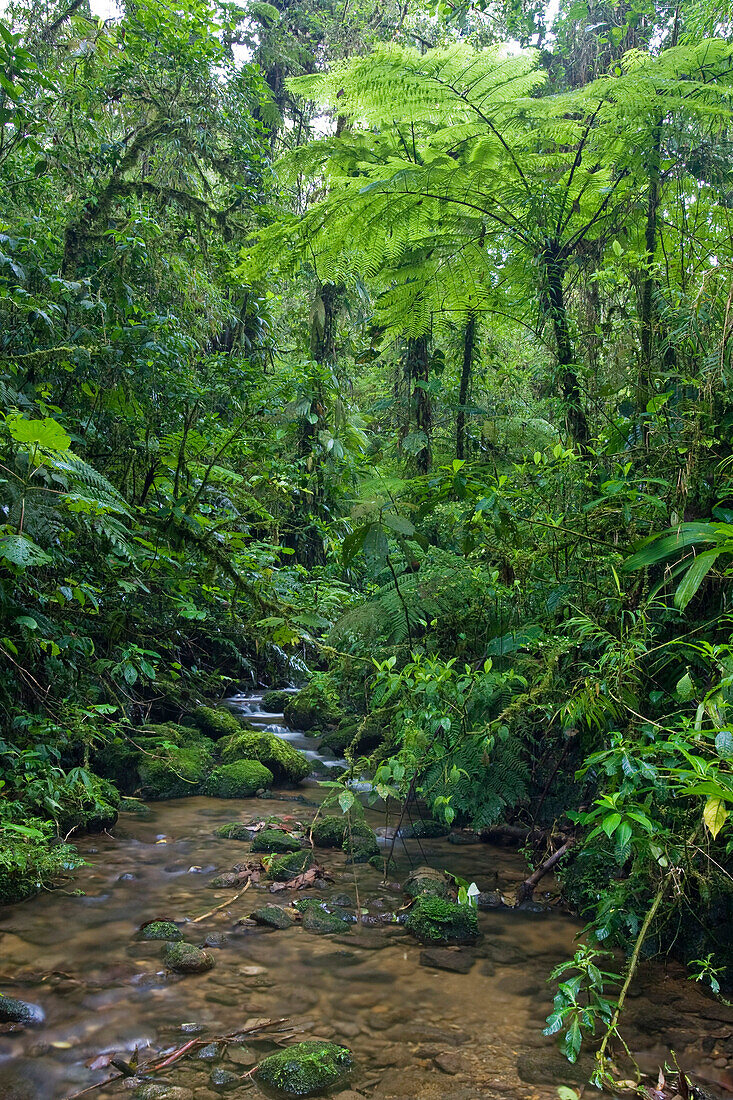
[0,695,731,1100]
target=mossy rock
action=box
[251,828,302,854]
[93,738,142,794]
[254,1040,354,1097]
[220,730,310,785]
[137,920,183,942]
[342,820,378,865]
[262,690,291,713]
[214,822,256,840]
[119,797,152,817]
[251,905,295,929]
[403,819,450,839]
[264,850,313,881]
[203,761,273,798]
[299,901,352,935]
[310,815,347,848]
[283,682,342,733]
[57,775,120,835]
[405,896,479,945]
[163,942,214,973]
[139,743,212,800]
[403,865,453,900]
[322,710,389,756]
[189,706,245,741]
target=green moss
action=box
[137,920,183,942]
[139,743,212,800]
[254,1041,354,1097]
[214,822,256,840]
[405,819,450,839]
[262,690,291,712]
[342,819,378,864]
[119,797,152,817]
[264,850,313,881]
[189,706,245,740]
[220,730,310,785]
[283,679,343,733]
[251,904,294,929]
[93,737,141,794]
[0,819,81,905]
[310,815,347,847]
[298,900,352,935]
[405,896,479,945]
[251,827,302,854]
[321,709,390,756]
[203,760,273,798]
[163,941,214,973]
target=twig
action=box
[191,879,251,923]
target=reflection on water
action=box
[0,700,730,1099]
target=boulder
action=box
[262,690,291,713]
[402,819,450,839]
[163,942,215,974]
[220,730,310,785]
[299,902,352,935]
[403,866,452,900]
[139,740,213,800]
[283,682,342,733]
[405,897,479,945]
[251,828,302,854]
[189,706,244,740]
[136,920,183,942]
[0,996,45,1026]
[214,822,256,840]
[254,1040,354,1097]
[251,905,295,930]
[310,815,347,848]
[203,761,273,798]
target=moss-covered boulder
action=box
[251,905,295,930]
[93,737,141,794]
[136,920,183,942]
[403,819,450,839]
[264,850,313,881]
[342,821,379,865]
[283,681,342,733]
[309,815,347,848]
[139,743,212,800]
[298,901,352,935]
[251,828,302,854]
[220,730,310,785]
[214,822,256,840]
[321,709,389,756]
[403,866,453,899]
[254,1041,353,1097]
[119,797,152,817]
[189,706,245,741]
[262,690,291,713]
[405,896,479,945]
[203,761,273,798]
[163,942,214,973]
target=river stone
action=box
[137,920,183,942]
[196,1043,221,1061]
[251,828,302,854]
[254,1041,354,1097]
[265,850,313,881]
[419,947,476,974]
[447,830,481,845]
[163,942,215,974]
[0,996,45,1026]
[405,896,479,945]
[133,1086,193,1100]
[214,823,255,840]
[251,904,294,929]
[516,1049,593,1086]
[209,1067,240,1089]
[333,931,388,951]
[0,1060,58,1098]
[402,819,450,839]
[301,905,352,935]
[403,866,452,900]
[476,890,505,909]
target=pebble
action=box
[434,1052,467,1075]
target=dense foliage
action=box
[1,0,732,1086]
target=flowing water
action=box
[0,696,731,1100]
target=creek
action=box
[0,695,731,1100]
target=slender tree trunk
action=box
[457,312,476,460]
[638,116,663,424]
[543,245,589,448]
[406,335,431,473]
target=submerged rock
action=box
[0,996,45,1026]
[403,866,452,900]
[251,904,295,929]
[419,947,475,973]
[405,896,479,945]
[251,828,302,854]
[136,920,183,942]
[476,890,505,910]
[254,1040,354,1097]
[163,942,215,974]
[209,1067,240,1089]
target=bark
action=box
[456,313,476,460]
[543,245,589,448]
[516,838,574,905]
[406,335,431,473]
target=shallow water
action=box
[0,701,731,1100]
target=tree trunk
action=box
[543,246,589,448]
[406,335,431,473]
[457,313,476,460]
[638,116,662,424]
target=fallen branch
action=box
[516,839,574,905]
[191,879,251,923]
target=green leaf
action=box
[703,796,728,839]
[6,413,71,451]
[0,534,52,569]
[382,512,416,536]
[674,549,720,610]
[338,790,356,813]
[714,731,733,758]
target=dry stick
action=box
[516,839,575,905]
[191,878,251,923]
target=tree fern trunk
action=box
[457,313,476,460]
[543,246,589,449]
[638,116,663,427]
[406,335,431,473]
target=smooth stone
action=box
[476,891,506,909]
[0,996,45,1026]
[419,947,475,974]
[434,1052,467,1075]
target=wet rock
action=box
[331,894,355,908]
[136,921,183,942]
[251,828,302,854]
[208,873,240,889]
[403,866,452,900]
[343,822,379,865]
[196,1043,221,1061]
[209,1067,240,1090]
[402,819,450,839]
[219,730,310,785]
[251,904,295,930]
[133,1085,193,1100]
[447,830,481,845]
[405,897,479,945]
[476,891,505,909]
[265,850,313,881]
[310,816,347,848]
[516,1049,593,1086]
[255,1040,354,1097]
[227,1046,257,1066]
[434,1052,467,1075]
[301,903,352,935]
[262,689,291,713]
[163,942,215,974]
[419,947,475,974]
[0,1059,53,1098]
[202,932,228,949]
[334,931,391,950]
[214,823,255,841]
[484,941,527,965]
[0,996,45,1026]
[181,1022,205,1033]
[203,761,273,799]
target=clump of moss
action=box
[254,1040,353,1097]
[321,709,390,756]
[283,679,342,733]
[136,920,183,942]
[190,706,245,741]
[310,815,347,848]
[203,761,273,798]
[405,896,479,945]
[214,822,255,840]
[264,850,313,881]
[251,827,302,854]
[139,743,212,800]
[163,942,214,973]
[297,900,353,935]
[220,730,310,785]
[0,819,81,905]
[262,690,291,713]
[251,904,295,929]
